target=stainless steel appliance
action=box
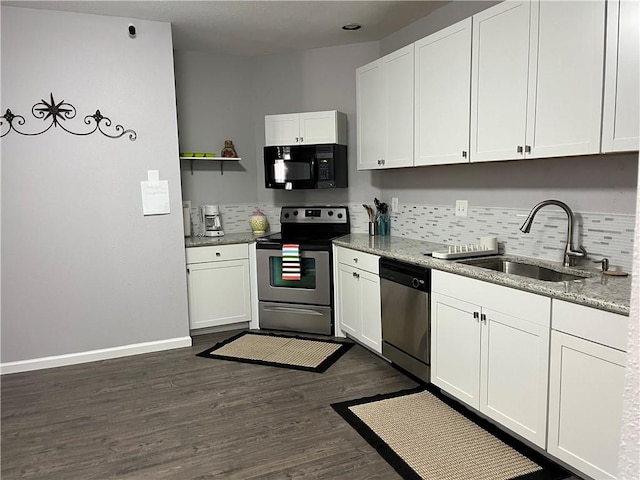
[264,144,347,190]
[380,258,431,383]
[256,205,350,335]
[200,204,224,237]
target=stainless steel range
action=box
[255,206,350,335]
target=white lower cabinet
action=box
[335,247,381,353]
[431,270,550,448]
[547,300,627,479]
[186,244,252,330]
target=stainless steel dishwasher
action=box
[379,258,431,383]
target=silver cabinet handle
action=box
[216,252,221,257]
[462,151,467,158]
[525,145,531,153]
[473,311,479,320]
[353,257,358,263]
[295,137,299,143]
[300,137,303,143]
[481,313,487,323]
[517,146,523,154]
[381,159,385,165]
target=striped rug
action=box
[332,387,569,480]
[197,331,353,373]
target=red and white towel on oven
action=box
[281,244,301,281]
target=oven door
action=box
[257,248,330,305]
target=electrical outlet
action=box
[455,200,468,217]
[391,197,399,212]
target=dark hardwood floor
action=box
[1,331,418,480]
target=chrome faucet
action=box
[519,200,586,267]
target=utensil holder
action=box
[368,221,379,236]
[378,214,390,236]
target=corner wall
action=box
[1,7,190,364]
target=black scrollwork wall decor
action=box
[1,93,137,141]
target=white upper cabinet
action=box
[471,0,606,162]
[264,114,300,146]
[414,18,472,166]
[265,110,346,146]
[356,60,385,170]
[526,0,605,158]
[602,0,639,152]
[357,44,414,170]
[471,1,530,162]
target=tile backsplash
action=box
[195,202,635,272]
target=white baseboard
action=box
[190,322,249,336]
[0,336,193,375]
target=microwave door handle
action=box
[310,157,317,182]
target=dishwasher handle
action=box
[379,258,430,292]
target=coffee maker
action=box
[200,205,224,237]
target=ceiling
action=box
[3,1,448,57]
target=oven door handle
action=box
[262,306,324,316]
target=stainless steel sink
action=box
[459,258,593,282]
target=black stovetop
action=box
[255,205,350,248]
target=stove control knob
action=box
[328,210,334,216]
[284,213,290,219]
[337,213,343,219]
[293,210,299,216]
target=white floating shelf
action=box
[180,157,241,175]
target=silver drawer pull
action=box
[216,252,221,256]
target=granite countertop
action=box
[185,232,268,248]
[333,233,631,316]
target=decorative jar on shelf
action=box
[249,208,269,235]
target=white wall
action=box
[175,50,257,206]
[375,153,638,214]
[175,41,381,208]
[380,1,501,55]
[250,41,382,205]
[1,7,190,364]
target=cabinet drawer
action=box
[551,299,628,352]
[186,243,248,264]
[432,270,550,327]
[336,247,379,274]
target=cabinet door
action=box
[382,44,414,168]
[359,269,382,353]
[526,0,605,159]
[187,259,251,329]
[547,331,626,480]
[265,114,300,146]
[337,263,360,337]
[480,308,550,448]
[415,18,472,166]
[356,59,385,170]
[299,111,335,145]
[431,292,481,409]
[602,0,640,152]
[471,1,530,162]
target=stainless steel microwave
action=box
[264,144,348,190]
